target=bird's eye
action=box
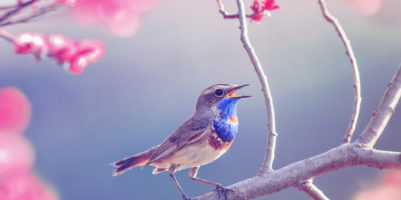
[214,89,224,97]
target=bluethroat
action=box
[112,84,250,200]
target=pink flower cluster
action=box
[0,88,58,200]
[13,32,105,74]
[250,0,280,23]
[59,0,158,37]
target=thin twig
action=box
[318,0,362,145]
[0,3,59,27]
[296,179,330,200]
[0,0,37,23]
[216,0,239,19]
[0,29,14,42]
[216,0,268,20]
[234,0,278,174]
[357,65,401,147]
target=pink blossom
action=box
[74,39,105,63]
[346,0,382,16]
[13,33,105,74]
[64,39,105,74]
[0,171,58,200]
[13,32,48,60]
[47,34,77,63]
[0,134,35,177]
[262,0,280,11]
[0,87,31,134]
[68,57,87,74]
[250,0,280,23]
[64,0,158,37]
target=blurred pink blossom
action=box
[62,0,158,37]
[353,169,401,200]
[0,171,57,200]
[13,33,105,74]
[58,0,79,7]
[47,35,105,74]
[0,134,35,178]
[14,32,48,60]
[0,87,31,134]
[346,0,382,16]
[250,0,280,23]
[0,88,58,200]
[47,34,77,63]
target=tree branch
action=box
[0,0,38,23]
[193,146,401,200]
[234,0,278,174]
[0,0,60,27]
[296,179,330,200]
[204,1,401,200]
[193,62,401,199]
[0,3,59,27]
[0,29,14,42]
[216,0,239,19]
[215,0,271,20]
[356,65,401,147]
[318,0,362,145]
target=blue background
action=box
[1,0,401,199]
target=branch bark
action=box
[0,0,38,23]
[193,146,401,200]
[296,179,330,200]
[234,0,278,174]
[0,29,14,42]
[318,0,362,145]
[356,65,401,148]
[0,0,60,27]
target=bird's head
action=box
[196,84,250,112]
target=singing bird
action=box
[112,84,250,200]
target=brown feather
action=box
[145,117,211,165]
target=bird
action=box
[112,84,250,200]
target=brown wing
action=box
[146,117,211,164]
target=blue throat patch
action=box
[213,98,240,142]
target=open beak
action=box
[227,84,251,98]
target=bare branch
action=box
[296,179,330,200]
[206,1,401,200]
[234,0,278,174]
[357,65,401,147]
[193,146,401,200]
[318,0,362,144]
[215,0,269,20]
[216,0,239,19]
[0,29,14,42]
[0,3,59,27]
[0,0,37,23]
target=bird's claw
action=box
[214,184,233,200]
[182,194,191,200]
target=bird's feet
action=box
[214,184,234,200]
[182,194,192,200]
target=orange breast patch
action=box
[229,116,238,124]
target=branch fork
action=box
[192,0,401,199]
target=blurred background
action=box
[0,0,401,199]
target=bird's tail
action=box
[112,150,153,176]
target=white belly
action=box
[153,137,229,171]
